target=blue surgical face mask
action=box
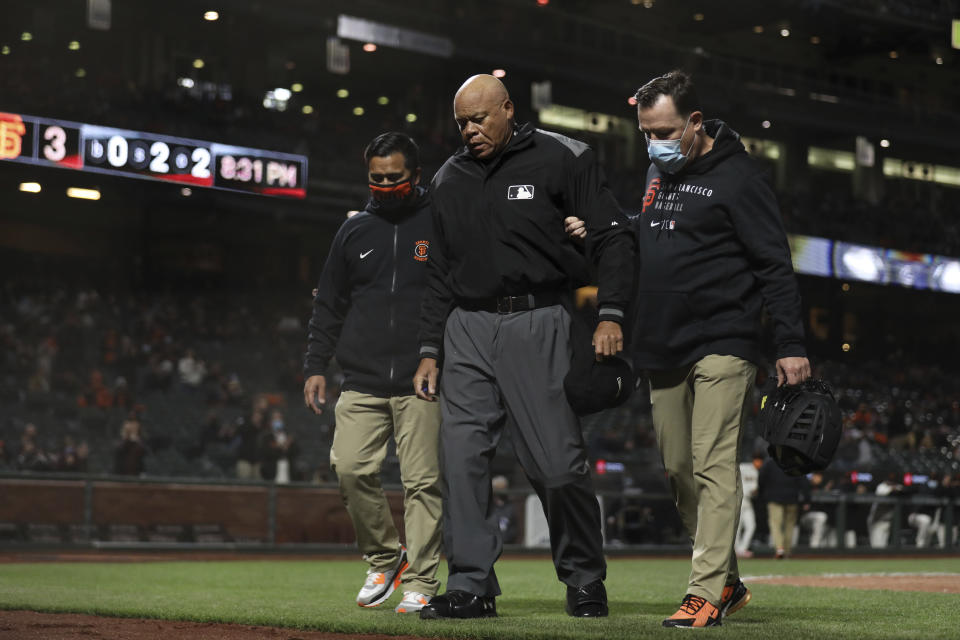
[645,116,693,174]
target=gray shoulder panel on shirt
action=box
[535,128,590,157]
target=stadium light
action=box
[353,106,365,116]
[362,42,377,52]
[377,96,389,105]
[336,88,349,98]
[204,11,219,21]
[193,58,205,69]
[291,83,303,92]
[21,32,32,41]
[75,68,86,78]
[405,113,417,123]
[68,40,80,50]
[492,69,506,78]
[880,139,890,148]
[302,105,314,114]
[780,28,790,37]
[1,46,9,55]
[67,187,101,200]
[19,182,41,193]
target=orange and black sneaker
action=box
[720,579,751,618]
[662,594,721,628]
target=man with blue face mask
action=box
[566,70,810,628]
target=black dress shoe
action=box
[566,579,608,617]
[419,590,497,619]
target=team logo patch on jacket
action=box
[414,240,430,262]
[507,185,535,200]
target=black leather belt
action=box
[459,292,565,314]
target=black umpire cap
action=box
[564,355,636,416]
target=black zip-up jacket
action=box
[419,123,635,359]
[630,119,806,370]
[304,187,433,397]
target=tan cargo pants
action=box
[649,354,757,605]
[331,390,442,595]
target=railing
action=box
[1,472,956,552]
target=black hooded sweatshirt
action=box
[304,187,433,397]
[630,120,806,370]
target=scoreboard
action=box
[0,111,307,199]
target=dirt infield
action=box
[0,610,435,640]
[748,572,960,593]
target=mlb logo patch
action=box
[507,185,535,200]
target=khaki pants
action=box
[768,503,799,555]
[331,390,443,595]
[649,354,757,605]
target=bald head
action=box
[455,74,510,107]
[453,74,515,160]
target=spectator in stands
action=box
[934,473,959,548]
[735,452,761,557]
[113,416,148,475]
[907,478,939,548]
[16,438,52,472]
[760,458,810,558]
[112,376,133,409]
[798,471,830,548]
[58,437,90,472]
[868,473,904,548]
[145,353,175,392]
[258,409,298,483]
[177,348,206,390]
[490,475,519,545]
[234,395,268,479]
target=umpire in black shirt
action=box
[414,74,635,619]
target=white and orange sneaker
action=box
[356,547,409,607]
[395,591,431,613]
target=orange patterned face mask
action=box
[369,178,413,201]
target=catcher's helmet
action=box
[759,379,842,476]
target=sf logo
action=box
[414,240,429,262]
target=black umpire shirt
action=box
[419,123,635,359]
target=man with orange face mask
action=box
[304,132,442,615]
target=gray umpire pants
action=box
[439,304,606,597]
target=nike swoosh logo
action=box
[650,220,660,227]
[360,250,374,259]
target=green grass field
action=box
[1,555,958,639]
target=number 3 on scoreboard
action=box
[43,126,67,162]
